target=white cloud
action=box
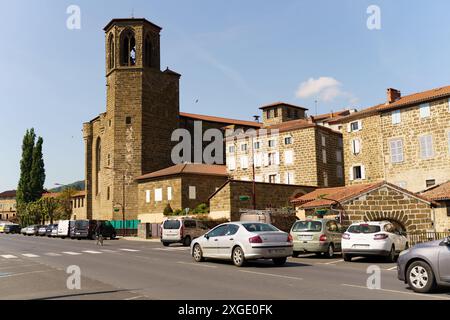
[295,77,358,104]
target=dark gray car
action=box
[397,236,450,293]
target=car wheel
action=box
[386,245,397,263]
[162,242,170,247]
[183,236,192,247]
[193,244,204,262]
[343,253,352,262]
[273,257,287,266]
[292,251,300,258]
[407,261,436,293]
[232,246,246,267]
[324,244,335,259]
[315,252,323,257]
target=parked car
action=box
[290,218,343,258]
[161,218,209,247]
[342,221,408,262]
[0,222,13,233]
[21,227,27,235]
[70,220,116,240]
[45,224,58,237]
[57,220,73,239]
[397,236,450,293]
[38,225,48,236]
[25,225,41,236]
[4,224,21,234]
[191,222,293,267]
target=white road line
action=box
[176,261,217,268]
[386,266,398,271]
[341,284,450,300]
[240,270,303,281]
[100,249,117,253]
[1,255,18,259]
[119,249,140,252]
[83,250,102,254]
[22,254,39,258]
[153,247,188,251]
[45,253,62,257]
[320,259,344,265]
[62,252,82,256]
[0,264,39,270]
[124,295,145,300]
[0,270,51,278]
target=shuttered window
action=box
[419,135,433,159]
[390,139,404,163]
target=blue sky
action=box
[1,0,450,191]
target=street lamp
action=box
[104,166,128,237]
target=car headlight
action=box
[399,249,409,256]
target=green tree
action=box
[55,188,76,220]
[39,197,59,224]
[30,136,46,201]
[16,129,36,206]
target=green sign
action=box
[239,195,251,201]
[315,209,328,216]
[114,207,120,213]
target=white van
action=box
[161,218,209,247]
[57,220,71,239]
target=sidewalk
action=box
[118,236,161,242]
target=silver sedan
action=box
[191,222,293,267]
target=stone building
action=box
[421,181,450,232]
[136,164,228,223]
[70,191,87,220]
[83,18,260,222]
[292,181,435,233]
[209,180,316,221]
[226,102,345,188]
[0,190,17,221]
[330,86,450,192]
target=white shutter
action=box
[347,123,351,133]
[145,190,151,203]
[263,153,269,167]
[189,186,196,200]
[361,165,366,180]
[167,187,172,201]
[275,174,281,183]
[357,120,363,131]
[349,167,354,181]
[285,150,294,165]
[228,157,236,170]
[392,110,401,124]
[275,152,280,165]
[155,189,163,202]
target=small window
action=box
[351,139,361,155]
[108,120,112,127]
[426,179,436,188]
[419,103,430,118]
[349,121,361,132]
[336,150,342,163]
[321,135,326,147]
[392,110,401,124]
[241,144,248,152]
[419,135,434,159]
[268,140,277,148]
[228,145,235,153]
[390,139,404,163]
[225,224,240,236]
[167,187,173,201]
[323,172,328,187]
[227,157,236,171]
[352,165,364,180]
[266,110,271,119]
[284,137,292,145]
[322,149,327,164]
[189,186,196,200]
[107,154,111,166]
[285,172,295,184]
[274,108,278,117]
[284,150,294,165]
[155,188,163,202]
[269,174,277,184]
[145,190,151,203]
[126,117,132,125]
[336,165,343,179]
[240,156,249,169]
[253,141,260,150]
[107,187,110,200]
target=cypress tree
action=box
[30,136,45,201]
[16,129,36,205]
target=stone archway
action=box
[364,211,409,232]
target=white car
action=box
[341,221,408,262]
[191,222,293,267]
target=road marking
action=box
[124,295,145,300]
[341,284,450,300]
[22,254,39,258]
[0,270,52,278]
[100,249,117,253]
[240,270,303,281]
[119,249,140,252]
[1,255,18,259]
[62,252,82,256]
[0,264,39,270]
[320,259,344,265]
[153,247,189,251]
[386,266,398,271]
[83,250,102,254]
[176,261,217,268]
[45,253,62,257]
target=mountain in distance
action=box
[49,180,85,192]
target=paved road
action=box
[0,233,449,300]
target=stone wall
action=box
[210,180,316,221]
[433,202,450,232]
[0,198,17,221]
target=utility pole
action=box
[251,135,256,210]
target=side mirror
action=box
[204,234,210,240]
[443,237,450,246]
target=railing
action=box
[408,231,450,246]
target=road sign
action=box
[315,209,328,215]
[114,207,120,213]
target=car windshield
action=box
[163,220,181,230]
[292,221,323,232]
[75,221,89,228]
[348,224,381,234]
[242,223,278,232]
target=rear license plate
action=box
[298,235,313,241]
[354,244,370,248]
[269,249,285,254]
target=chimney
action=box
[387,88,401,104]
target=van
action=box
[161,218,209,247]
[57,220,73,239]
[70,220,116,240]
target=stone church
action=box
[83,18,260,222]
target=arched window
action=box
[108,34,115,69]
[95,137,101,195]
[144,35,152,67]
[120,29,136,66]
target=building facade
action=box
[83,18,260,222]
[226,103,345,188]
[0,190,17,221]
[332,86,450,192]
